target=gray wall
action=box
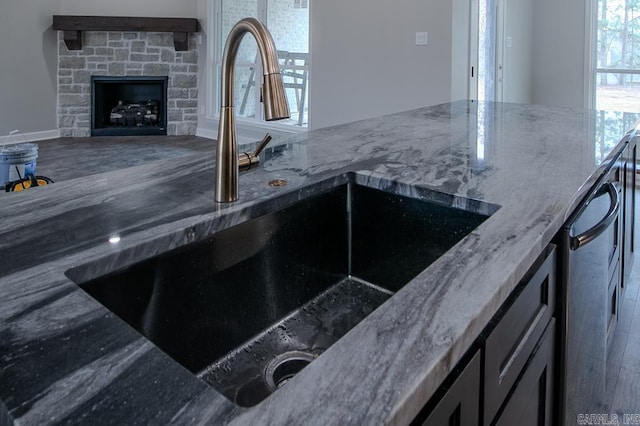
[451,0,472,101]
[502,0,534,104]
[532,0,586,108]
[0,0,60,137]
[308,0,455,129]
[59,0,197,17]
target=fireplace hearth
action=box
[91,76,168,136]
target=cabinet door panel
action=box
[484,245,556,425]
[607,261,620,354]
[417,351,481,426]
[494,318,555,426]
[622,141,636,292]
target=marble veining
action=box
[0,101,637,425]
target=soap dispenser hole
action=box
[268,179,287,187]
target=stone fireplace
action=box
[57,29,198,137]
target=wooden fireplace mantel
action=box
[52,15,199,51]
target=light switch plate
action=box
[415,32,428,46]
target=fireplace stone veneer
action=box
[57,31,198,137]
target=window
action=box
[595,0,640,112]
[212,0,309,128]
[476,0,498,101]
[594,110,640,163]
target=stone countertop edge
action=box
[0,100,635,425]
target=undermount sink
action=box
[66,177,496,407]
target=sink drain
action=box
[264,351,316,391]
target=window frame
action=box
[587,0,640,112]
[206,0,310,140]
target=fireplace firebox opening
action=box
[91,76,168,137]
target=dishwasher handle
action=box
[570,182,620,250]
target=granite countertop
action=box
[1,101,637,425]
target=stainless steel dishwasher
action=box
[560,152,622,425]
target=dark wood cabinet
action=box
[607,262,621,354]
[493,319,555,426]
[415,351,481,426]
[483,245,556,425]
[622,139,636,294]
[413,246,557,426]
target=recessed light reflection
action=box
[108,235,121,244]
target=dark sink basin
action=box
[67,179,495,407]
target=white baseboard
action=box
[195,127,217,141]
[195,126,257,146]
[196,121,303,147]
[0,130,60,146]
[196,127,256,146]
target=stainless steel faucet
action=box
[215,18,290,203]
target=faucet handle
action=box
[239,133,273,172]
[253,133,272,157]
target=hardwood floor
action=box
[33,135,214,182]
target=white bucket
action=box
[0,143,38,186]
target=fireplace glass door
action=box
[92,76,168,136]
